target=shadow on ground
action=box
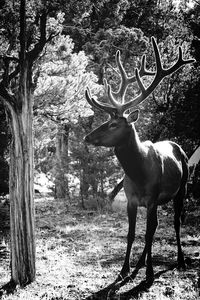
[0,281,16,299]
[85,257,200,300]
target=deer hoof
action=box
[146,268,154,285]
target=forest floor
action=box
[0,196,199,300]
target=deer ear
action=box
[127,109,139,124]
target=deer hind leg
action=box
[144,204,158,283]
[173,186,186,269]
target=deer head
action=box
[85,37,194,147]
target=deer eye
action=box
[109,122,118,129]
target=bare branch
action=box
[28,10,47,62]
[0,55,19,62]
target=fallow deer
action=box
[84,37,194,287]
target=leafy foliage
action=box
[34,34,97,123]
[33,33,118,199]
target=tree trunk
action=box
[8,101,35,285]
[55,124,70,199]
[2,60,36,285]
[0,0,50,287]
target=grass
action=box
[0,197,199,299]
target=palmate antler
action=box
[85,37,195,116]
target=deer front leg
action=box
[126,203,158,284]
[117,202,137,281]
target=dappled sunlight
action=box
[0,197,199,299]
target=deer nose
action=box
[84,135,90,143]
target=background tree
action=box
[33,34,101,200]
[33,32,123,204]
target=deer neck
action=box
[114,125,144,181]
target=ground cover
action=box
[0,197,199,299]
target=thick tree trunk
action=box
[0,0,49,287]
[7,71,35,285]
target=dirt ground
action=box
[0,197,199,299]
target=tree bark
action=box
[6,66,35,285]
[0,0,50,287]
[0,53,35,286]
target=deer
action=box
[84,37,194,288]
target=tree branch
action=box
[19,0,26,65]
[0,55,19,62]
[28,10,47,62]
[0,83,17,109]
[0,55,19,86]
[8,65,20,82]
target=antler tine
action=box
[121,37,195,112]
[125,54,155,86]
[85,87,118,116]
[139,54,155,77]
[85,37,195,117]
[108,50,155,106]
[164,46,195,75]
[111,50,130,104]
[115,50,127,85]
[104,78,122,109]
